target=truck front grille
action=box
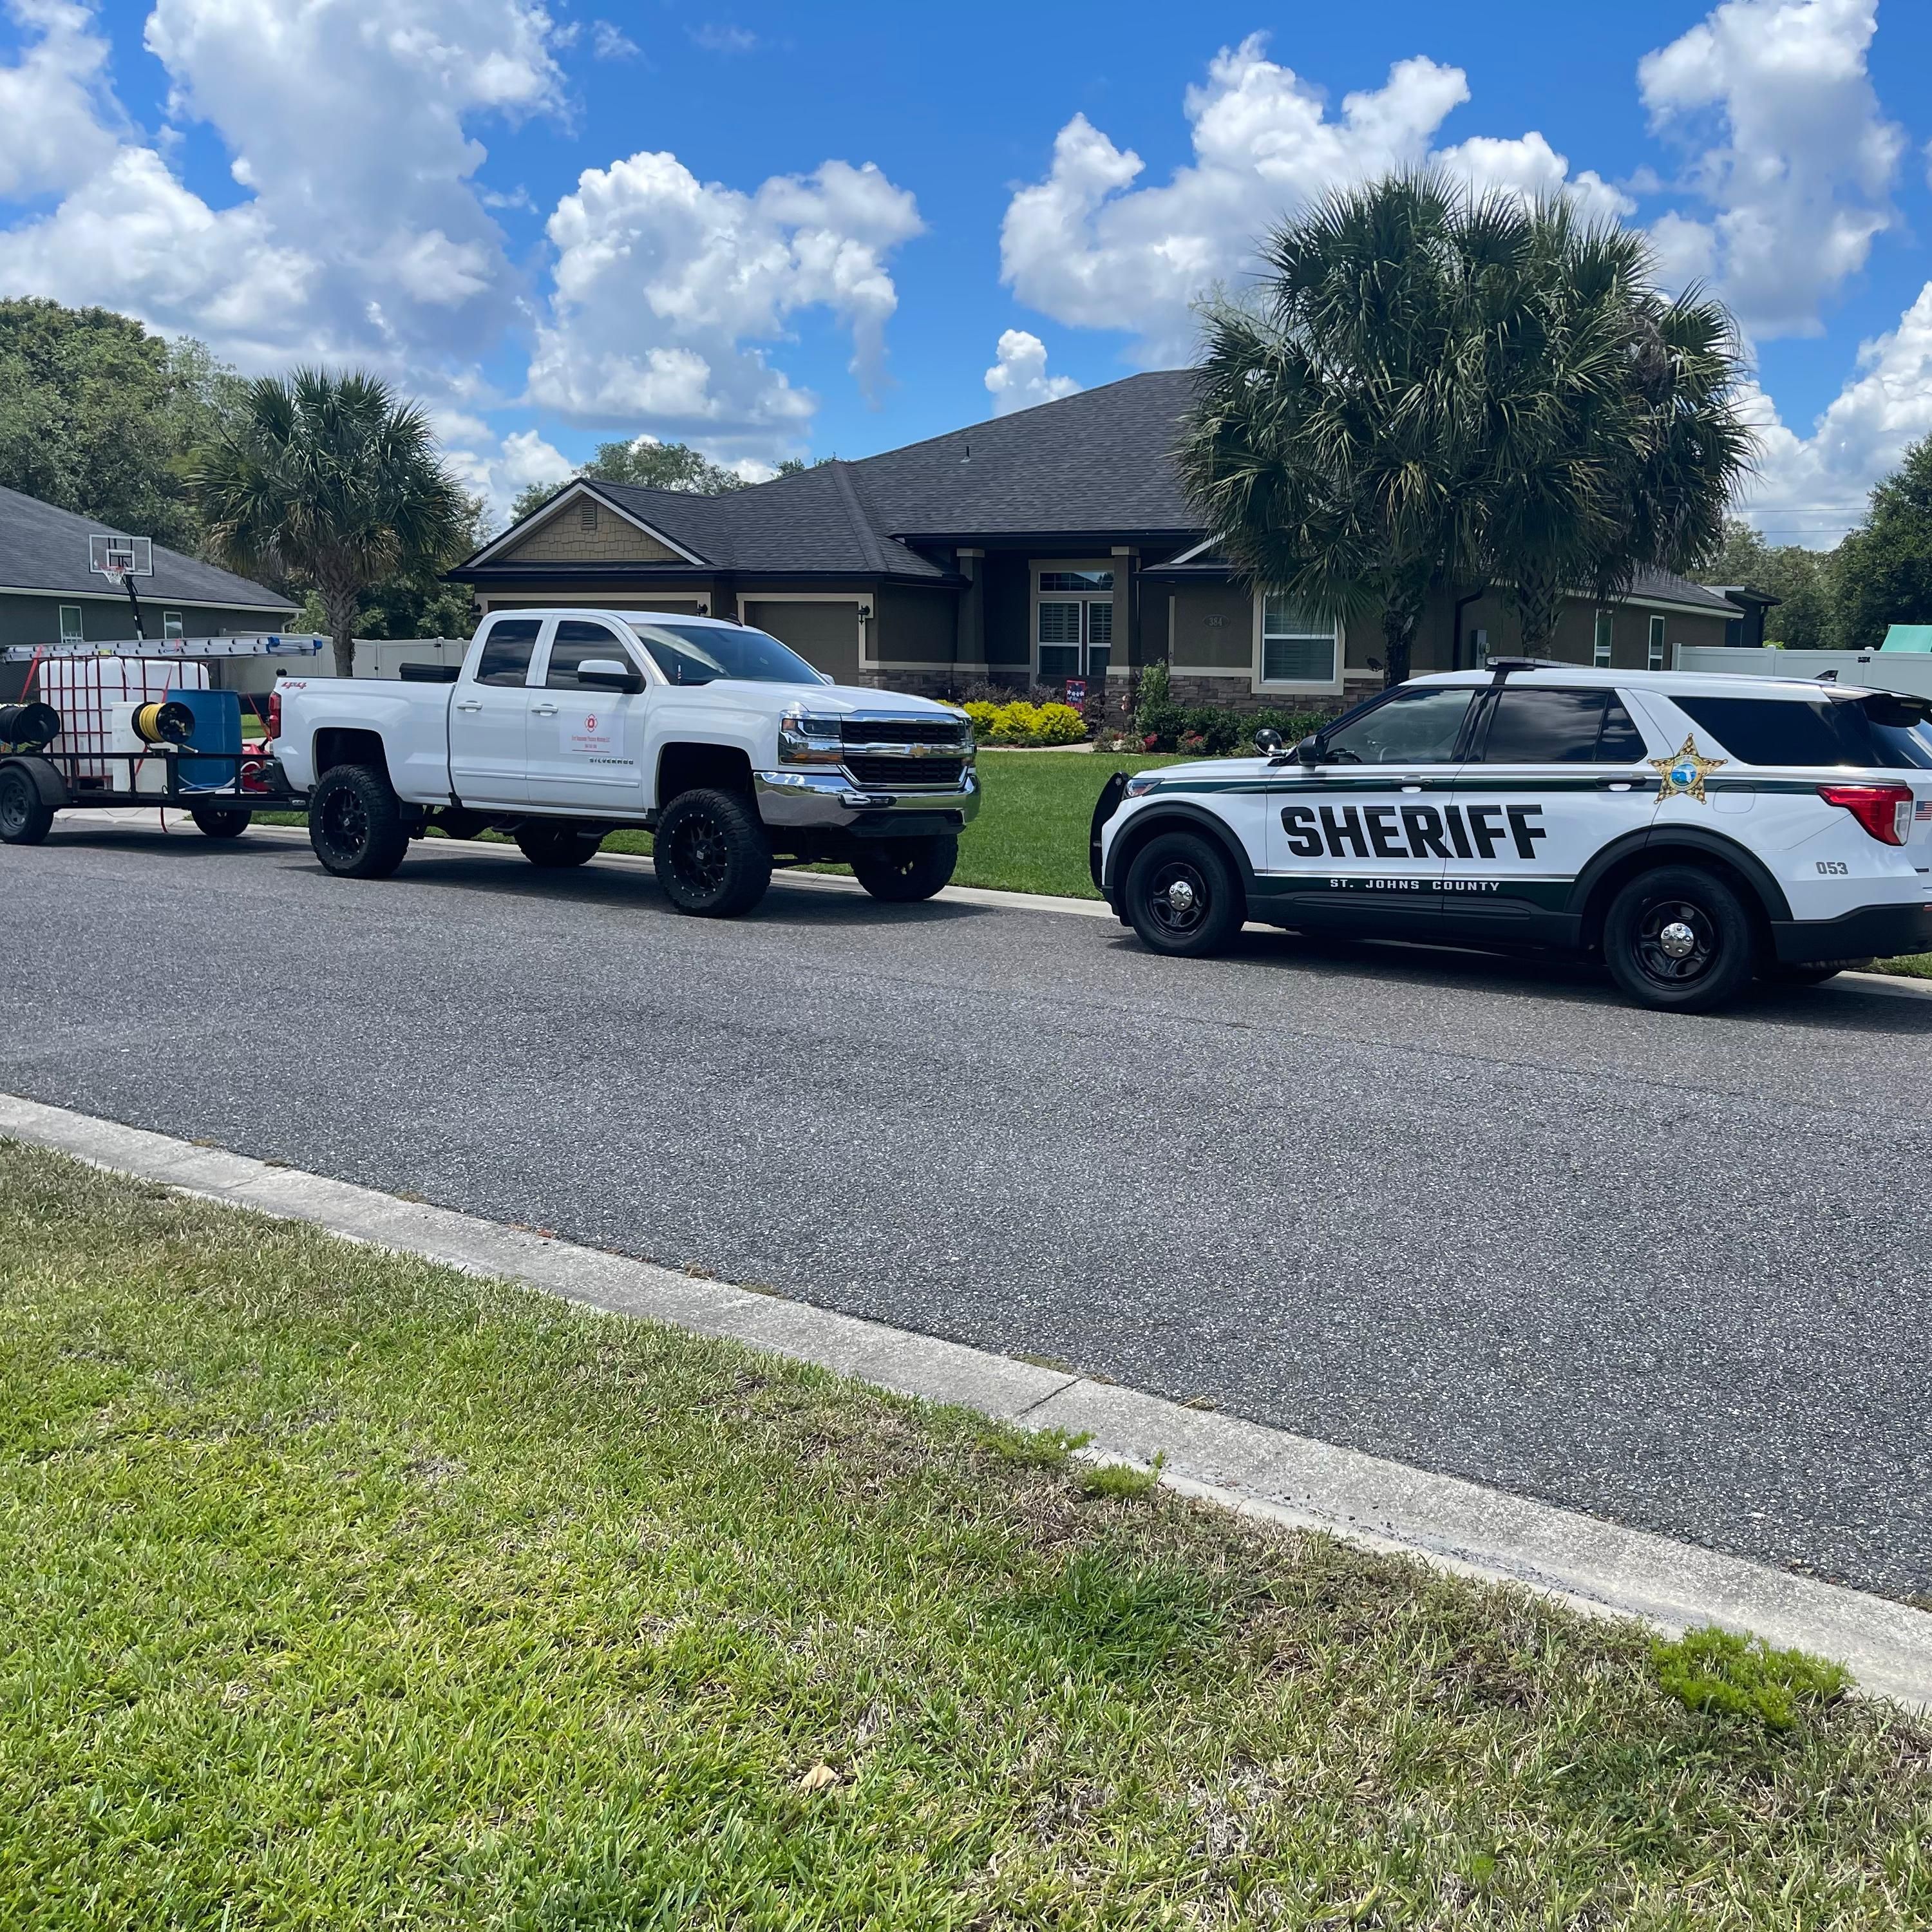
[841,719,964,747]
[843,755,967,789]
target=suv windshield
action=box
[1673,692,1932,770]
[629,621,826,687]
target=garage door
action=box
[743,600,861,684]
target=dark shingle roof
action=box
[1634,568,1741,613]
[0,484,292,607]
[589,468,948,579]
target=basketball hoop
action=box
[89,533,154,641]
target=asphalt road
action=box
[6,820,1931,1600]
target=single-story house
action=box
[0,483,297,701]
[451,372,1748,714]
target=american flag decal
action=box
[1918,800,1932,822]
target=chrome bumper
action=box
[753,764,980,831]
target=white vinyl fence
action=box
[1672,643,1932,701]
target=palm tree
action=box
[193,369,468,677]
[1179,176,1755,684]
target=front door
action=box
[1441,683,1659,937]
[448,616,541,806]
[526,618,651,814]
[1261,685,1479,929]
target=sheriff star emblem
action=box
[1651,735,1727,804]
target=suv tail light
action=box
[1817,782,1913,845]
[266,688,281,741]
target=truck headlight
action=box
[779,706,845,764]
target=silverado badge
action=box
[1651,735,1726,804]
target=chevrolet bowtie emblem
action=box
[1651,735,1726,804]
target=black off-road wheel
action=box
[1603,864,1759,1013]
[515,822,604,869]
[1123,829,1244,958]
[654,787,771,918]
[0,764,53,846]
[851,835,958,903]
[189,804,251,840]
[307,763,411,880]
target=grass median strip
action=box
[5,1142,1929,1928]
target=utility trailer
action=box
[0,634,325,844]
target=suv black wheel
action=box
[1123,830,1244,958]
[851,835,957,903]
[654,787,771,917]
[189,804,251,840]
[515,822,603,869]
[307,764,411,880]
[0,764,53,845]
[1603,864,1759,1012]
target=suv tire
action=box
[852,835,957,902]
[1603,864,1759,1012]
[308,763,411,880]
[516,822,603,869]
[0,764,53,845]
[1124,829,1244,958]
[189,804,251,840]
[654,786,771,917]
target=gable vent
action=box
[578,500,599,531]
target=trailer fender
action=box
[0,753,70,811]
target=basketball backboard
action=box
[89,534,154,582]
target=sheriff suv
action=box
[1090,661,1932,1012]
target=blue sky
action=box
[4,0,1929,543]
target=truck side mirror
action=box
[576,659,644,694]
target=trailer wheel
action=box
[189,804,252,840]
[515,822,604,869]
[0,764,53,845]
[308,763,410,880]
[654,786,771,917]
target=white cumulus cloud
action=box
[984,329,1079,416]
[999,33,1627,365]
[526,151,923,455]
[1638,0,1904,337]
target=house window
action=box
[1034,565,1115,683]
[1258,592,1338,685]
[1648,616,1666,671]
[58,605,82,643]
[163,611,184,639]
[1593,611,1613,667]
[578,499,598,531]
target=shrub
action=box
[1652,1626,1850,1732]
[967,699,1088,747]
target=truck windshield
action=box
[629,621,828,687]
[1673,693,1932,769]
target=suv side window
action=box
[547,619,638,690]
[1475,687,1648,762]
[475,618,542,687]
[1323,687,1474,763]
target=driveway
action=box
[5,820,1930,1599]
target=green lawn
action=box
[1870,953,1932,980]
[4,1141,1929,1929]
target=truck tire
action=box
[189,804,251,840]
[308,763,411,880]
[1602,864,1758,1013]
[1123,829,1244,958]
[851,835,957,902]
[654,786,771,918]
[0,764,53,845]
[516,822,603,869]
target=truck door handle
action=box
[455,699,482,713]
[531,703,558,717]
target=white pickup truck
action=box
[270,608,979,915]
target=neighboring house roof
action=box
[0,484,293,608]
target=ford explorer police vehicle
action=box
[1090,662,1932,1012]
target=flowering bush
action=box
[962,699,1087,746]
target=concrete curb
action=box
[5,1088,1929,1708]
